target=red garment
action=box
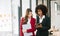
[20,17,36,36]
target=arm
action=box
[20,18,24,36]
[36,17,51,30]
[40,17,51,30]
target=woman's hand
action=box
[36,24,43,28]
[39,24,43,28]
[22,30,27,33]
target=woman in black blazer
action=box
[35,4,51,36]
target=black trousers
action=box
[36,30,49,36]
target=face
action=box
[37,9,43,16]
[28,12,32,18]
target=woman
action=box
[20,8,36,36]
[35,4,51,36]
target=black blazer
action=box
[36,15,51,36]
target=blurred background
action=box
[0,0,60,36]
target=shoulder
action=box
[45,16,50,21]
[20,17,25,21]
[45,16,50,19]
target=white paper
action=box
[22,23,32,36]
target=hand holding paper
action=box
[22,30,27,33]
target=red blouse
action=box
[20,17,36,36]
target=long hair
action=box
[23,8,32,24]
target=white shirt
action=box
[39,15,45,23]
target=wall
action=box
[0,0,20,36]
[0,0,12,32]
[51,1,60,30]
[12,0,20,36]
[22,0,30,17]
[0,0,12,36]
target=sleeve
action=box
[27,18,36,33]
[20,18,24,36]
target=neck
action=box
[28,17,31,19]
[39,15,43,18]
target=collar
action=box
[39,15,45,19]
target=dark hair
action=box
[35,4,48,15]
[23,8,32,24]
